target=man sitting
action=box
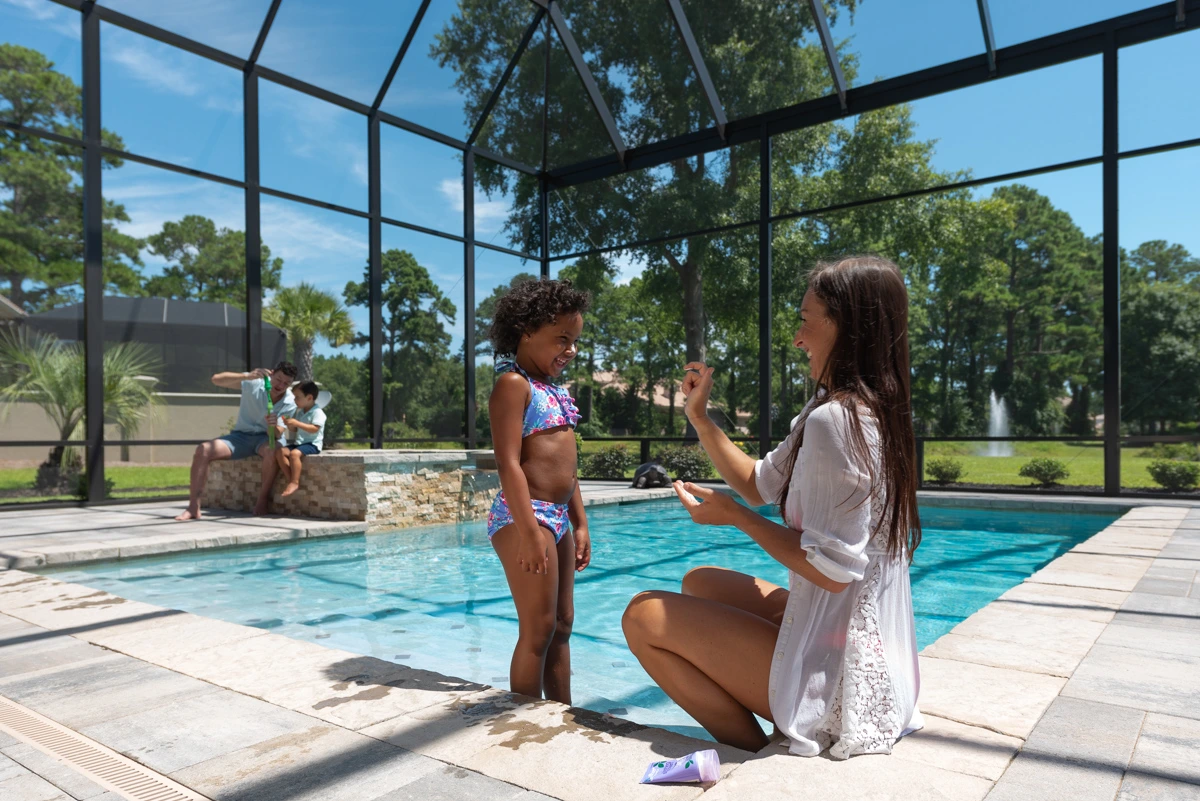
[175,362,298,520]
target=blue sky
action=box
[4,0,1198,363]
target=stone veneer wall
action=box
[204,450,499,532]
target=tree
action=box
[263,283,354,381]
[1123,239,1200,287]
[344,249,457,430]
[1122,278,1200,433]
[436,0,852,370]
[311,353,368,442]
[983,185,1102,435]
[0,327,161,474]
[474,271,538,357]
[0,44,142,313]
[143,215,282,307]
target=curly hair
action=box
[488,278,591,357]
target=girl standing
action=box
[487,278,593,703]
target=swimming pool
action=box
[44,499,1116,739]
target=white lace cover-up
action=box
[755,400,923,758]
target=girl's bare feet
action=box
[174,505,201,521]
[281,482,300,497]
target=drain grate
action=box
[0,695,210,801]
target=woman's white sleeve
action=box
[798,408,873,584]
[754,416,801,505]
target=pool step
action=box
[0,694,210,801]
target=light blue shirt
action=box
[233,378,296,437]
[289,406,326,449]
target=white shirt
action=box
[754,399,923,759]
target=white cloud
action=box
[438,178,508,233]
[3,0,80,37]
[260,200,366,276]
[109,45,201,97]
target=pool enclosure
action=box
[2,0,1198,502]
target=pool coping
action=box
[0,486,682,572]
[7,484,1196,573]
[0,508,1196,801]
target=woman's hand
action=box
[674,481,740,527]
[681,362,716,424]
[574,527,592,572]
[517,530,550,575]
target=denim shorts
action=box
[285,443,320,456]
[217,430,267,460]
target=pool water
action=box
[45,500,1116,739]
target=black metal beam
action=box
[548,218,759,263]
[758,133,772,454]
[976,0,998,74]
[664,0,728,139]
[100,147,246,188]
[773,153,1105,223]
[464,150,478,448]
[1102,35,1121,496]
[0,120,84,148]
[807,0,848,111]
[259,186,370,219]
[1178,0,1187,26]
[547,0,1200,187]
[469,8,546,146]
[244,69,263,372]
[374,0,431,111]
[532,0,627,163]
[248,0,282,64]
[382,216,465,244]
[539,174,550,278]
[542,8,551,172]
[369,114,384,449]
[377,110,466,149]
[478,241,541,261]
[81,2,104,503]
[472,146,540,176]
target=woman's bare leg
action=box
[542,529,575,704]
[623,590,778,752]
[682,567,789,625]
[492,523,560,699]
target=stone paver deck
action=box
[0,502,1197,800]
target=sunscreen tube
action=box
[640,750,720,784]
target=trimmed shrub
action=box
[1018,458,1070,487]
[657,444,713,482]
[1137,442,1200,461]
[582,445,635,479]
[1147,459,1200,492]
[926,457,965,485]
[575,420,608,438]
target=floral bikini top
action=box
[497,358,581,437]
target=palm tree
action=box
[264,283,354,381]
[0,326,162,471]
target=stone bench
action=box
[205,449,499,532]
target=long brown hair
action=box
[779,255,922,561]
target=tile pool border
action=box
[4,488,1193,572]
[0,506,1191,801]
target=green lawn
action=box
[923,441,1166,489]
[0,464,190,491]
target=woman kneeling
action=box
[622,255,924,757]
